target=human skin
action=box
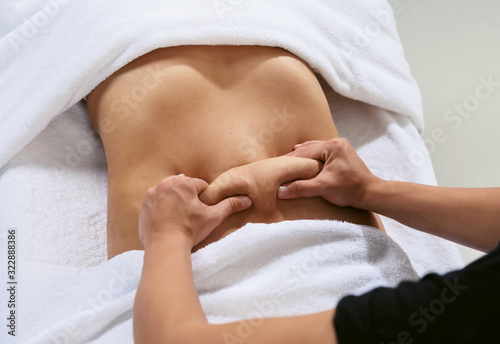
[86,45,381,258]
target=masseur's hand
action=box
[138,174,252,249]
[277,138,381,208]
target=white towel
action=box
[10,220,418,344]
[0,0,422,168]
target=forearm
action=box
[213,310,337,344]
[363,181,500,252]
[133,233,208,343]
[133,233,337,344]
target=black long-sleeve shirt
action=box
[334,242,500,343]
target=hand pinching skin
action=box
[278,138,381,209]
[139,174,252,249]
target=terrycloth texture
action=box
[7,220,418,343]
[194,221,419,323]
[0,0,423,168]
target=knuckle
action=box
[337,138,350,151]
[227,198,239,212]
[145,187,156,198]
[327,137,342,148]
[293,181,302,196]
[337,137,349,145]
[325,138,349,156]
[156,178,171,189]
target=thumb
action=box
[210,195,253,221]
[277,179,322,199]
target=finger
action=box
[285,143,326,160]
[293,140,324,149]
[154,173,188,191]
[189,177,209,194]
[283,141,320,156]
[199,171,247,206]
[210,196,253,222]
[275,157,323,185]
[277,179,323,199]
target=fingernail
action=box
[278,186,289,198]
[294,144,302,148]
[241,197,252,208]
[178,173,185,177]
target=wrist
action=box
[357,177,390,211]
[144,228,194,252]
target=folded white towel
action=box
[0,0,422,168]
[12,220,418,343]
[194,220,419,324]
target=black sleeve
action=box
[334,243,500,344]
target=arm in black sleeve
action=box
[334,243,500,344]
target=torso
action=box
[86,45,380,258]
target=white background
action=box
[394,0,500,263]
